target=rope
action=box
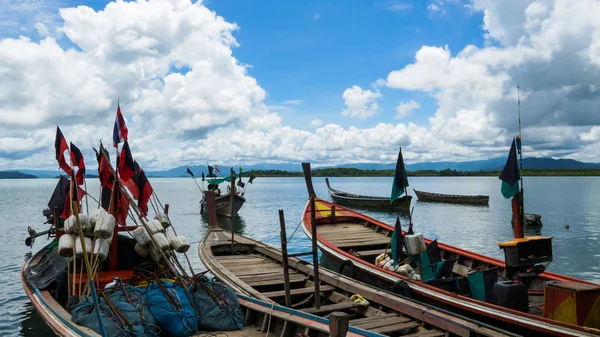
[287,219,304,242]
[265,302,275,337]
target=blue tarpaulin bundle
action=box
[106,286,158,336]
[71,295,156,337]
[144,280,199,337]
[190,278,244,331]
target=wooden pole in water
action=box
[228,170,235,217]
[309,197,321,309]
[278,210,292,307]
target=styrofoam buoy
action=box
[132,227,151,245]
[94,213,116,239]
[146,220,164,235]
[75,236,93,257]
[154,214,170,229]
[135,243,150,258]
[93,238,110,262]
[58,234,74,257]
[152,233,170,251]
[170,236,190,253]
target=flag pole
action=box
[517,86,525,223]
[186,168,204,193]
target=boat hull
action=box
[301,197,600,337]
[202,193,246,217]
[413,189,489,205]
[330,192,412,211]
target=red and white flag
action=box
[214,164,220,173]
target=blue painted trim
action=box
[34,288,90,336]
[237,294,385,337]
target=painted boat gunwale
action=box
[300,197,600,337]
[21,244,101,337]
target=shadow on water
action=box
[19,302,55,337]
[200,213,246,235]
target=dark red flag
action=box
[69,142,85,185]
[135,168,153,216]
[118,140,136,182]
[60,180,86,219]
[55,127,72,176]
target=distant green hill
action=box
[0,171,37,179]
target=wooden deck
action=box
[210,245,447,336]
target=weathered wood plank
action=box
[263,285,335,298]
[372,321,420,334]
[302,302,362,315]
[349,313,399,325]
[352,316,412,330]
[401,330,446,337]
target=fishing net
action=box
[190,277,244,331]
[143,280,199,337]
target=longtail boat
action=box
[302,162,600,337]
[199,172,246,217]
[24,239,389,337]
[325,177,411,211]
[413,189,489,205]
[199,191,512,337]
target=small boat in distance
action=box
[326,178,412,211]
[324,147,413,212]
[413,189,489,205]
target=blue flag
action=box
[499,138,520,199]
[390,217,404,265]
[390,148,409,204]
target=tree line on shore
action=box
[242,168,600,177]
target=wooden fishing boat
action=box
[200,173,246,217]
[201,191,246,217]
[325,178,411,211]
[413,189,489,205]
[23,240,382,337]
[199,192,511,337]
[303,163,600,337]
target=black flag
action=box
[208,165,214,177]
[230,167,236,176]
[237,180,245,188]
[201,171,205,181]
[48,176,70,212]
[248,173,256,184]
[499,137,520,199]
[186,167,195,177]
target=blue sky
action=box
[41,0,486,129]
[204,0,486,128]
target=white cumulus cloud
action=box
[341,85,382,120]
[395,100,420,118]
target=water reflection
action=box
[200,213,246,235]
[19,302,54,337]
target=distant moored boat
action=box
[413,189,489,205]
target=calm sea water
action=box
[2,176,600,336]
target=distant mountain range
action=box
[5,157,600,178]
